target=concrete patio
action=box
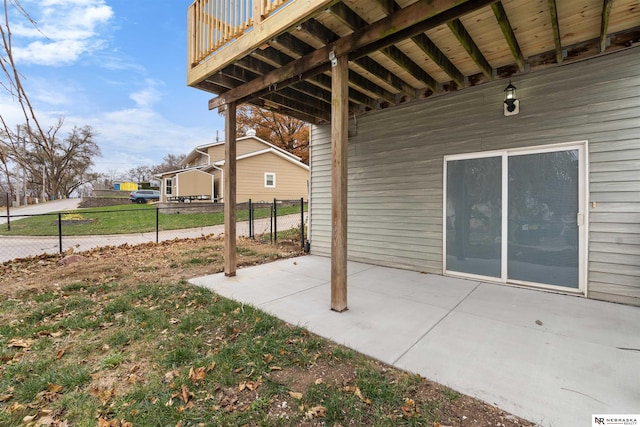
[190,255,640,426]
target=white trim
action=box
[183,135,303,165]
[214,147,310,170]
[264,172,276,188]
[165,177,173,196]
[443,140,588,295]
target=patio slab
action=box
[190,255,640,427]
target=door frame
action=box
[442,141,589,295]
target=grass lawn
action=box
[0,204,304,236]
[0,238,532,426]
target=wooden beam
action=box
[547,0,563,63]
[447,18,493,79]
[223,101,237,277]
[208,0,497,109]
[300,18,416,98]
[491,2,526,72]
[252,47,377,108]
[600,0,614,52]
[411,33,465,87]
[331,54,348,313]
[381,46,438,91]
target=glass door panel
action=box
[507,151,579,288]
[446,157,502,278]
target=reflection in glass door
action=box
[445,146,582,290]
[508,151,579,288]
[446,156,502,278]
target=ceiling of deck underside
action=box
[199,0,640,124]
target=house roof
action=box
[183,135,303,166]
[213,147,310,170]
[153,165,209,179]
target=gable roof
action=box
[183,135,303,166]
[213,147,310,171]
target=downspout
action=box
[210,164,223,202]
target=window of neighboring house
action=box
[264,173,276,188]
[165,178,173,195]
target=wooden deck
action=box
[187,0,640,123]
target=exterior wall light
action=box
[503,81,519,116]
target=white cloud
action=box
[130,79,164,108]
[10,0,113,66]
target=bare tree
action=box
[0,1,101,201]
[151,153,187,174]
[127,165,154,183]
[2,119,101,198]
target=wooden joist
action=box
[491,1,526,72]
[381,45,438,91]
[447,18,493,79]
[353,56,416,98]
[410,33,465,87]
[208,0,497,109]
[547,0,563,63]
[600,0,614,52]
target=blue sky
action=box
[2,0,226,176]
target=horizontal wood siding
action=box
[236,152,308,202]
[309,46,640,305]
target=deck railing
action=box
[188,0,289,68]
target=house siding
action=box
[207,138,269,162]
[309,46,640,306]
[236,151,309,202]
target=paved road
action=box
[0,213,302,263]
[0,198,81,225]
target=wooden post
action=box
[331,53,348,312]
[224,101,237,277]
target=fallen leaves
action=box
[304,405,326,419]
[189,366,207,383]
[288,391,303,400]
[7,338,32,348]
[344,386,371,404]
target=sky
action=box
[1,0,226,177]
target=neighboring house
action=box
[155,133,309,203]
[186,0,640,306]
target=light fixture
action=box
[503,81,519,116]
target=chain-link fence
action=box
[0,199,308,263]
[249,198,307,247]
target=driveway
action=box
[0,198,81,225]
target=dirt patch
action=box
[0,236,301,297]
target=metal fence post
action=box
[300,197,305,249]
[269,201,273,243]
[6,193,10,231]
[58,212,63,254]
[273,198,277,243]
[248,199,253,239]
[156,207,159,243]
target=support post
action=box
[331,53,348,312]
[224,101,237,276]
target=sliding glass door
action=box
[445,144,583,290]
